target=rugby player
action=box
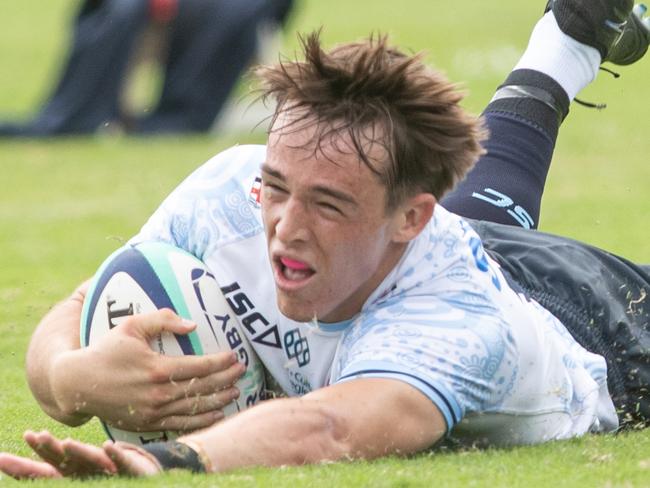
[0,0,648,478]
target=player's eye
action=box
[262,181,288,194]
[317,201,343,215]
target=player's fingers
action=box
[0,453,62,479]
[157,387,240,418]
[162,351,242,383]
[60,439,117,476]
[122,309,196,340]
[165,361,245,400]
[103,441,161,477]
[105,398,227,432]
[150,410,228,433]
[23,430,66,467]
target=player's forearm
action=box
[179,379,445,472]
[180,396,354,471]
[26,284,92,426]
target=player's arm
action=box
[26,281,93,425]
[176,377,446,471]
[0,377,446,479]
[25,283,244,431]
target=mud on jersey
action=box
[130,145,618,446]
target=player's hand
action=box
[103,441,163,476]
[0,431,160,479]
[0,430,116,479]
[50,309,245,433]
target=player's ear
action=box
[391,193,436,243]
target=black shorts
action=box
[469,219,650,428]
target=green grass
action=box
[0,0,649,486]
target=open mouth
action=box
[275,256,316,286]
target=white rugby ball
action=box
[80,241,265,445]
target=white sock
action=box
[513,12,602,100]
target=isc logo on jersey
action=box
[80,241,265,445]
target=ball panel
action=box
[80,245,134,348]
[81,244,197,354]
[134,242,204,355]
[104,421,176,445]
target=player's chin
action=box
[275,293,320,323]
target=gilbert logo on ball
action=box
[80,241,265,445]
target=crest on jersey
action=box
[249,176,262,208]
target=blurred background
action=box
[1,1,647,245]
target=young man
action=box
[0,0,648,479]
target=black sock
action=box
[440,70,570,229]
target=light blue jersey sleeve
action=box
[330,294,520,433]
[130,145,266,259]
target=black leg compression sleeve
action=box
[441,70,570,229]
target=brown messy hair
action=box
[255,31,487,210]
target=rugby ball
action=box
[80,241,265,445]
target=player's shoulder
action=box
[192,144,266,182]
[399,204,490,283]
[207,144,266,167]
[364,204,510,318]
[167,144,266,204]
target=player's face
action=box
[262,117,409,323]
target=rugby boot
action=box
[607,4,650,64]
[545,0,650,64]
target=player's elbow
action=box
[293,400,353,463]
[27,350,91,427]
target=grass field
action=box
[1,0,649,486]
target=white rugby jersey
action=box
[130,144,618,446]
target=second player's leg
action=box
[441,73,565,230]
[442,2,649,229]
